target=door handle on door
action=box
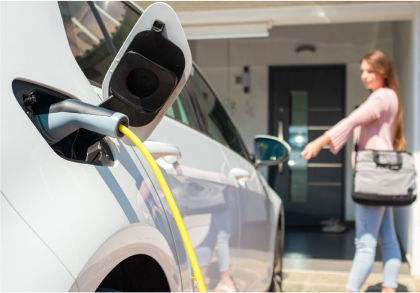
[229,168,250,186]
[143,141,181,164]
[278,119,285,174]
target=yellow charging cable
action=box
[119,124,206,292]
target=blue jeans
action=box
[195,209,231,272]
[346,204,401,291]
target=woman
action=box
[301,50,404,292]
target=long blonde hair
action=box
[362,50,405,151]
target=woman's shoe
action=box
[214,282,236,292]
[320,217,336,226]
[322,220,348,233]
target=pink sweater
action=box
[325,88,398,164]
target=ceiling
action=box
[135,1,404,12]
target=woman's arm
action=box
[301,90,391,160]
[301,133,331,160]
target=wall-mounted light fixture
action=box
[184,23,270,40]
[296,45,316,54]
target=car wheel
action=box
[269,228,283,292]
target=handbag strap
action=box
[373,151,403,170]
[354,126,360,153]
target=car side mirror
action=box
[254,135,292,170]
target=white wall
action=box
[393,10,420,275]
[191,21,395,221]
[393,20,414,270]
[414,5,420,277]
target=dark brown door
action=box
[269,65,346,226]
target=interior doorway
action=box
[268,65,346,226]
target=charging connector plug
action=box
[35,99,129,144]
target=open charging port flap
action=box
[100,21,186,127]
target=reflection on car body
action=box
[1,1,290,292]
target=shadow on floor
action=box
[281,271,418,292]
[284,225,406,262]
[365,283,408,292]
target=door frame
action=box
[268,64,347,224]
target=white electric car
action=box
[1,1,290,292]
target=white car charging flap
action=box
[101,2,192,142]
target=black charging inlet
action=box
[101,51,178,127]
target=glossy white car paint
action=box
[146,116,241,291]
[1,194,75,291]
[1,1,284,292]
[1,2,183,291]
[74,223,181,291]
[221,145,273,291]
[185,65,279,291]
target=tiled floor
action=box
[284,226,409,269]
[282,270,419,292]
[282,226,415,292]
[285,226,384,261]
[284,258,410,275]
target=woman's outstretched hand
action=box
[301,134,331,160]
[301,141,323,160]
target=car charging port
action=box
[99,20,186,127]
[13,80,115,166]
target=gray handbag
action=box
[353,150,417,206]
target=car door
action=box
[221,146,273,292]
[145,90,241,291]
[187,67,273,291]
[1,2,191,291]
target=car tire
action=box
[269,228,283,292]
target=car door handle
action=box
[229,168,250,186]
[143,141,181,164]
